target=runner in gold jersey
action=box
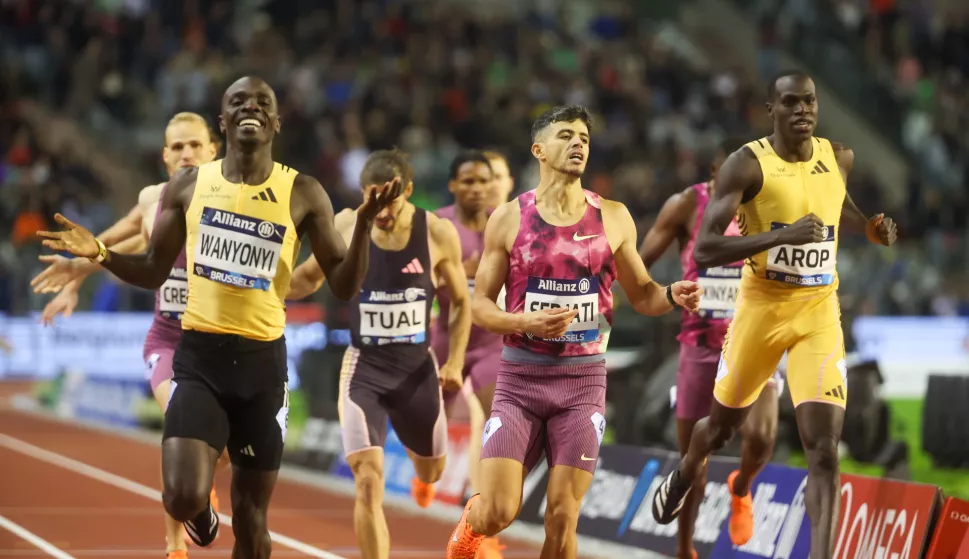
[651,72,896,559]
[37,76,402,559]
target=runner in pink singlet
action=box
[639,137,782,557]
[447,105,702,559]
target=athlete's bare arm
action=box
[639,188,694,267]
[471,202,575,337]
[694,148,821,269]
[286,209,356,300]
[292,175,401,301]
[831,142,897,245]
[430,215,471,366]
[96,200,144,247]
[608,200,701,315]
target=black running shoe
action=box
[651,467,692,525]
[184,500,219,547]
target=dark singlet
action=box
[349,208,435,368]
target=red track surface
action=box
[0,397,550,559]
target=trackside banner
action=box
[516,444,943,559]
[923,496,969,559]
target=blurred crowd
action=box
[2,0,968,319]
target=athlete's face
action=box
[768,76,817,143]
[366,181,413,231]
[532,120,589,177]
[487,156,514,208]
[162,121,217,176]
[449,161,491,215]
[219,77,280,149]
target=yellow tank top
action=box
[739,136,845,298]
[182,160,300,340]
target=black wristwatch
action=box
[666,284,679,309]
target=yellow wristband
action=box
[89,238,107,264]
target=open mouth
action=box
[568,151,584,163]
[238,118,263,131]
[792,119,813,131]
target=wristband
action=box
[89,238,107,264]
[666,284,679,309]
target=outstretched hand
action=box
[358,177,404,222]
[36,214,100,259]
[866,213,897,246]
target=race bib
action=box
[158,267,188,319]
[358,287,428,345]
[496,285,507,311]
[696,264,742,319]
[766,222,836,287]
[193,207,286,291]
[523,276,599,343]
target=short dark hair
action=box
[718,136,748,157]
[448,150,492,180]
[767,70,812,101]
[530,105,593,141]
[360,148,414,188]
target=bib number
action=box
[159,268,188,319]
[523,276,599,343]
[358,288,428,345]
[766,222,836,286]
[696,265,742,319]
[193,207,286,291]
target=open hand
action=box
[30,254,83,294]
[40,288,79,327]
[438,360,464,392]
[358,177,404,222]
[671,281,703,314]
[36,214,100,259]
[866,213,897,246]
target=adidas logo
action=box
[810,161,831,175]
[401,258,424,274]
[240,444,256,457]
[251,187,278,203]
[824,384,845,400]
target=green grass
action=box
[785,398,969,499]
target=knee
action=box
[163,482,210,522]
[414,457,445,484]
[352,462,384,510]
[706,419,739,451]
[475,495,519,535]
[543,499,580,543]
[803,433,840,473]
[742,417,778,453]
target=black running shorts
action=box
[163,329,289,471]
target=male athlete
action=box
[640,136,781,557]
[287,149,470,559]
[433,150,507,558]
[483,150,515,208]
[37,76,402,559]
[650,72,897,559]
[446,105,702,559]
[31,111,228,559]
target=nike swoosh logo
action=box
[573,233,599,241]
[580,454,596,461]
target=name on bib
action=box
[696,264,742,319]
[358,287,428,345]
[523,276,599,343]
[193,207,287,291]
[766,222,836,286]
[159,267,188,320]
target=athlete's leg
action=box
[672,342,721,559]
[467,346,500,496]
[463,383,486,492]
[726,378,780,545]
[228,467,277,559]
[151,375,191,554]
[653,292,787,525]
[339,347,393,559]
[787,294,848,559]
[542,466,593,559]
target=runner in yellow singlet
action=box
[37,76,402,559]
[651,71,896,559]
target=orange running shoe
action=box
[447,494,485,559]
[727,470,754,546]
[166,550,188,559]
[412,477,435,508]
[475,536,506,559]
[210,485,220,514]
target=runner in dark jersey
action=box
[446,106,701,559]
[288,149,472,559]
[31,113,226,559]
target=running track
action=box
[0,387,615,559]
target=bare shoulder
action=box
[137,183,166,207]
[717,146,762,192]
[485,200,520,249]
[600,198,635,223]
[428,211,458,244]
[830,141,855,171]
[292,172,326,199]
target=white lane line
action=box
[0,514,76,559]
[0,434,347,559]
